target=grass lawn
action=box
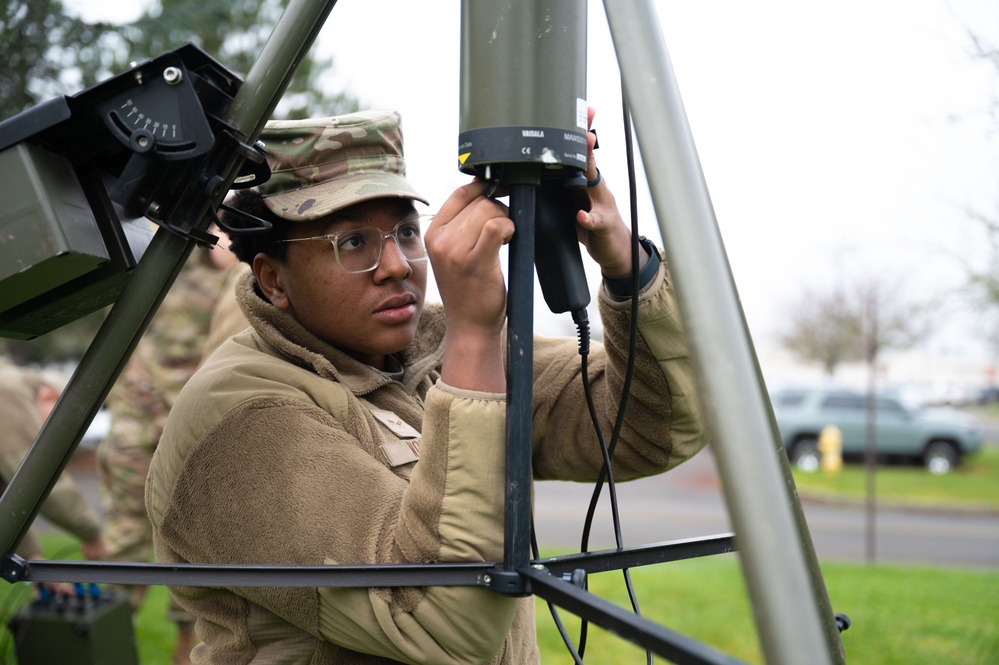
[791,445,999,511]
[534,554,999,665]
[0,536,995,664]
[967,404,999,421]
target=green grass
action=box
[534,554,762,664]
[967,404,999,421]
[1,537,995,664]
[791,446,999,511]
[535,554,999,665]
[133,585,182,665]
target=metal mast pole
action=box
[600,1,844,663]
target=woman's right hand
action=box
[425,182,514,391]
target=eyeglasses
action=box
[276,215,432,273]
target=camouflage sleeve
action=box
[0,375,39,483]
[40,472,102,543]
[0,369,102,543]
[0,377,46,559]
[106,256,231,445]
[17,529,42,560]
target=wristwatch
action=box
[602,237,661,298]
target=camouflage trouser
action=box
[97,432,193,624]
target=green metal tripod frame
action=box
[0,1,844,663]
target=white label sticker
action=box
[577,98,588,130]
[371,409,421,439]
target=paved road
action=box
[532,447,999,568]
[43,444,999,569]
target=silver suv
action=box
[771,387,983,475]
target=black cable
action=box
[531,526,585,665]
[576,312,627,659]
[579,109,642,542]
[573,100,649,663]
[618,98,655,665]
[543,307,621,663]
[580,104,642,543]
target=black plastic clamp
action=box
[1,553,27,584]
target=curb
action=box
[797,491,998,518]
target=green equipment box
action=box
[7,589,139,665]
[0,142,153,340]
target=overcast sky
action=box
[67,0,999,372]
[311,0,999,354]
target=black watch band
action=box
[602,237,661,298]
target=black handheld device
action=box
[534,174,592,314]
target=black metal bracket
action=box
[9,534,753,664]
[15,534,736,589]
[0,553,27,585]
[213,202,274,235]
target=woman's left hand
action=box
[575,107,642,280]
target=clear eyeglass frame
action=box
[276,214,434,273]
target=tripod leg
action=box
[601,0,844,663]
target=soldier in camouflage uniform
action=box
[97,231,246,665]
[143,109,707,665]
[0,358,108,566]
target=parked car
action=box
[975,385,999,405]
[770,387,983,475]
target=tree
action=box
[851,275,932,564]
[962,208,999,352]
[1,0,357,122]
[0,0,116,119]
[780,274,932,562]
[778,276,932,376]
[778,287,864,376]
[0,0,357,364]
[966,20,999,124]
[959,16,999,349]
[103,0,357,119]
[854,276,931,367]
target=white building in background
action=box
[757,344,995,408]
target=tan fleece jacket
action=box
[146,255,706,665]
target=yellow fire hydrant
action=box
[818,424,843,474]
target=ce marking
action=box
[521,147,532,155]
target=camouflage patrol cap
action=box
[255,110,428,222]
